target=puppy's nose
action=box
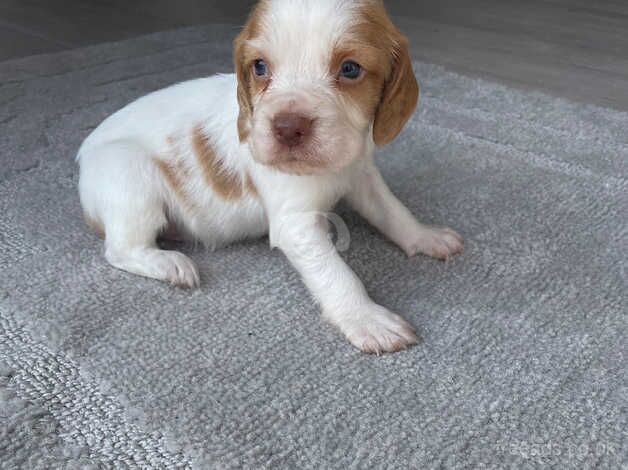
[272,113,313,147]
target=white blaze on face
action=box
[248,0,372,173]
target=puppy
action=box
[77,0,463,354]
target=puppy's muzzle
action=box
[272,112,314,148]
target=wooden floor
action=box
[2,0,628,111]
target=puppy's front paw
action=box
[334,305,418,354]
[404,226,463,260]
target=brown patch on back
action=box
[245,173,258,197]
[192,125,257,201]
[84,214,105,239]
[340,1,419,145]
[158,130,258,205]
[154,158,199,213]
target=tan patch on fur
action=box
[154,158,198,213]
[245,173,258,197]
[84,214,105,239]
[233,1,270,141]
[192,124,252,200]
[331,43,388,119]
[342,1,419,145]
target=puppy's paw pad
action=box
[338,306,418,355]
[153,251,200,288]
[406,226,463,260]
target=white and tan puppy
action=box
[77,0,463,354]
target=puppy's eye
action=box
[339,61,362,80]
[253,59,268,77]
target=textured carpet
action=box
[1,24,626,469]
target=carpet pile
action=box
[0,25,626,469]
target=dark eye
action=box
[339,61,362,80]
[253,59,268,77]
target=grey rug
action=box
[1,24,626,469]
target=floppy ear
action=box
[234,2,268,142]
[233,30,253,142]
[372,32,419,146]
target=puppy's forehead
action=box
[252,0,369,73]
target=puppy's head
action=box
[234,0,418,174]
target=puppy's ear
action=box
[233,29,253,142]
[372,31,419,146]
[234,3,267,142]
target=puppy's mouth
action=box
[266,143,331,175]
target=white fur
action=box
[77,0,463,354]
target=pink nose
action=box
[272,113,313,148]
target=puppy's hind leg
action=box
[79,139,200,288]
[105,222,200,289]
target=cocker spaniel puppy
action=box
[77,0,463,354]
